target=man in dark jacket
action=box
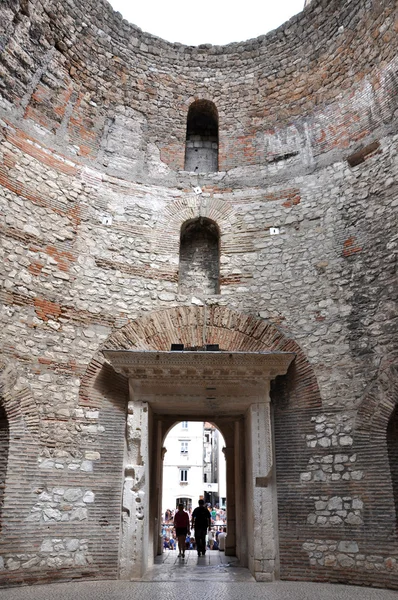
[191,499,212,556]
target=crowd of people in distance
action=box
[163,505,227,526]
[162,503,227,553]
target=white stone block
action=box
[83,491,95,504]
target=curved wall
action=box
[1,0,397,181]
[0,0,397,588]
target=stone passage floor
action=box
[1,550,398,600]
[142,547,254,581]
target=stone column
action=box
[222,445,235,556]
[119,392,149,580]
[158,445,167,555]
[234,418,247,564]
[246,385,277,581]
[149,417,163,562]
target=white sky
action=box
[107,0,305,46]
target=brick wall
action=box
[0,404,9,534]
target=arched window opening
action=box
[387,405,398,529]
[184,100,218,173]
[161,421,227,534]
[178,218,220,296]
[0,402,9,532]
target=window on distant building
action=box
[180,469,188,483]
[180,441,188,455]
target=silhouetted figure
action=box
[191,499,211,556]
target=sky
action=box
[107,0,305,46]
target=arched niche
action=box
[184,100,218,173]
[178,217,220,296]
[0,401,9,532]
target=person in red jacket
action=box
[174,503,190,558]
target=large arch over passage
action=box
[80,306,322,581]
[356,360,398,542]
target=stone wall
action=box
[184,139,218,174]
[1,0,397,182]
[0,0,397,589]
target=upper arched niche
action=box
[184,100,218,172]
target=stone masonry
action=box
[0,0,397,590]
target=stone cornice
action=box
[103,350,295,381]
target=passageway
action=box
[144,548,253,582]
[103,349,294,581]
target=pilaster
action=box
[119,390,149,580]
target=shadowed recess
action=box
[179,218,220,296]
[0,401,9,533]
[185,100,219,172]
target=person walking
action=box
[174,503,190,558]
[191,499,211,556]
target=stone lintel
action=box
[103,350,295,381]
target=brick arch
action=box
[80,305,321,411]
[356,359,398,435]
[162,196,237,233]
[0,362,40,535]
[0,362,40,438]
[153,196,242,257]
[352,358,398,539]
[185,94,219,108]
[80,305,322,581]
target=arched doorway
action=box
[160,421,227,552]
[162,421,226,514]
[159,418,233,555]
[104,348,295,580]
[81,305,322,582]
